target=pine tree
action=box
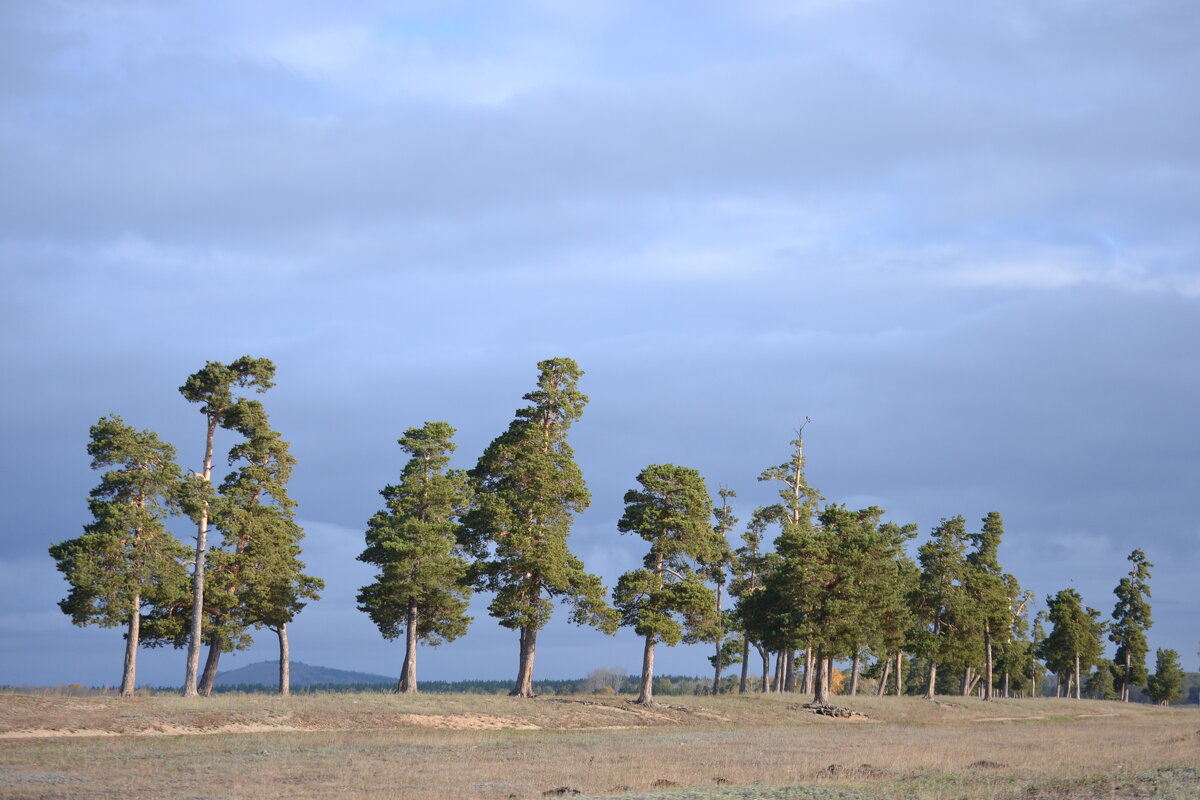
[1110,549,1153,702]
[461,358,616,696]
[1145,648,1184,705]
[1039,588,1106,699]
[178,356,275,697]
[965,512,1014,700]
[358,421,473,694]
[203,400,322,696]
[614,464,723,705]
[913,516,972,699]
[707,487,738,695]
[49,416,189,696]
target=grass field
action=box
[1,691,1197,799]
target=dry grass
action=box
[1,691,1196,799]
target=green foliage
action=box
[462,358,616,640]
[1111,549,1153,696]
[1038,588,1106,690]
[49,417,189,650]
[614,464,722,646]
[1146,648,1184,705]
[357,421,473,645]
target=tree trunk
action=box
[813,647,830,706]
[850,650,860,696]
[1002,670,1010,699]
[636,634,656,705]
[1121,649,1131,702]
[895,651,903,696]
[802,648,815,694]
[120,598,139,697]
[277,624,290,697]
[1073,652,1081,700]
[511,625,538,697]
[773,651,784,692]
[397,599,419,694]
[739,636,750,694]
[184,418,218,698]
[925,659,938,699]
[960,667,972,696]
[760,646,769,693]
[198,634,222,696]
[877,654,891,696]
[784,650,795,692]
[983,625,994,701]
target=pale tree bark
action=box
[773,652,785,692]
[812,648,831,706]
[849,650,860,696]
[895,652,903,696]
[738,636,750,694]
[783,650,795,692]
[983,625,994,701]
[636,634,656,705]
[198,634,223,696]
[925,659,938,699]
[876,654,891,696]
[120,598,140,697]
[397,599,419,694]
[184,419,218,697]
[1073,653,1082,699]
[802,648,815,695]
[1121,650,1132,702]
[511,626,538,697]
[277,624,290,697]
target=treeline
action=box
[51,356,1185,706]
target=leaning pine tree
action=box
[178,356,276,697]
[1109,548,1153,702]
[614,464,724,706]
[49,415,190,696]
[358,421,473,694]
[461,358,616,696]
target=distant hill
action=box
[214,661,394,688]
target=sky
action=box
[2,0,1197,689]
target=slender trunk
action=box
[198,633,222,696]
[825,657,833,696]
[850,650,860,696]
[895,651,903,696]
[802,648,815,695]
[277,624,290,697]
[1121,650,1131,702]
[739,635,750,694]
[784,650,795,692]
[711,583,723,695]
[983,625,994,701]
[877,654,891,696]
[813,647,830,706]
[398,599,419,694]
[760,646,769,693]
[636,634,656,705]
[773,651,784,692]
[1073,652,1081,700]
[1003,670,1010,699]
[120,598,139,697]
[184,417,218,697]
[960,667,972,696]
[511,626,538,697]
[925,659,938,699]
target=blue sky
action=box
[2,0,1197,688]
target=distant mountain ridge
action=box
[214,661,394,687]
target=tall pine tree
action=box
[1110,548,1153,702]
[358,421,473,694]
[50,416,189,696]
[462,358,615,696]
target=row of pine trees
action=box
[51,356,1184,706]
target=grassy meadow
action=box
[1,690,1197,799]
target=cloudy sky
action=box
[3,0,1197,689]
